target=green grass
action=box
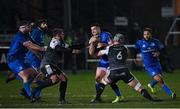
[0,70,180,108]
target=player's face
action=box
[143,31,152,40]
[40,22,48,30]
[91,26,101,36]
[56,32,65,40]
[23,25,31,34]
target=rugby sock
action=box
[140,89,154,101]
[162,84,173,96]
[95,83,105,99]
[34,90,41,98]
[150,79,158,87]
[109,83,121,96]
[34,80,44,97]
[36,79,53,90]
[23,82,31,97]
[33,79,53,96]
[28,76,33,85]
[59,81,67,101]
[6,73,16,83]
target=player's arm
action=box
[153,39,164,58]
[88,36,99,55]
[55,45,70,52]
[89,43,96,55]
[97,46,109,57]
[23,41,46,52]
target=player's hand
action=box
[152,51,160,57]
[88,36,99,45]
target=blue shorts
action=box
[97,60,109,68]
[8,59,32,75]
[146,64,162,77]
[27,60,40,70]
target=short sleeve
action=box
[135,40,141,49]
[50,38,60,49]
[100,32,111,44]
[99,46,109,55]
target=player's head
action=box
[37,19,48,31]
[19,20,31,34]
[143,28,152,40]
[52,28,64,40]
[113,33,125,45]
[90,23,101,36]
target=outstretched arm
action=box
[23,41,46,52]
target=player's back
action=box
[108,45,128,70]
[7,31,29,61]
[30,27,45,46]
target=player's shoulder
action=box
[15,31,28,40]
[135,38,143,44]
[49,38,60,49]
[151,38,160,42]
[31,27,41,35]
[100,31,112,37]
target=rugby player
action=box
[134,28,176,99]
[97,33,158,102]
[89,23,124,103]
[7,20,46,100]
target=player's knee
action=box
[50,75,59,84]
[154,75,164,84]
[95,77,101,83]
[59,73,68,82]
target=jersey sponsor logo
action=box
[19,66,23,71]
[142,49,155,53]
[142,44,146,48]
[151,71,155,76]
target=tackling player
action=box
[134,28,176,99]
[89,23,123,103]
[97,33,158,102]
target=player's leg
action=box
[5,71,16,83]
[31,74,59,102]
[103,70,124,103]
[120,68,155,101]
[106,69,125,103]
[31,65,59,102]
[146,67,159,94]
[127,78,154,101]
[148,79,158,94]
[153,74,176,99]
[18,67,36,98]
[58,73,69,104]
[148,66,176,99]
[8,60,35,99]
[91,67,106,103]
[109,83,124,103]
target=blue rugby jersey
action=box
[98,32,111,68]
[135,38,164,68]
[26,27,45,68]
[7,31,30,61]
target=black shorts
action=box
[40,64,63,77]
[108,68,134,84]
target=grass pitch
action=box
[0,70,180,108]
